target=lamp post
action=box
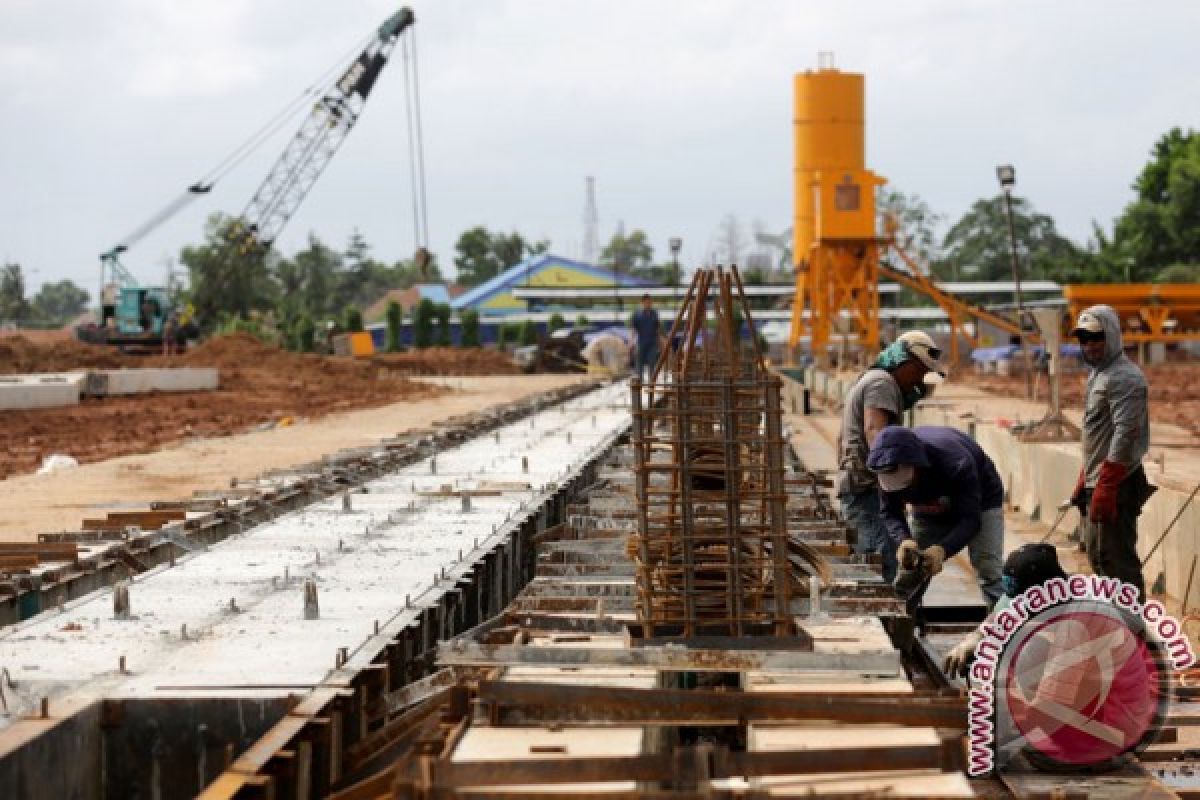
[996,164,1033,399]
[668,236,682,314]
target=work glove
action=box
[923,545,946,576]
[897,539,921,570]
[1069,468,1086,512]
[1090,460,1128,525]
[943,629,983,679]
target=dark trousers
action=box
[1083,467,1153,600]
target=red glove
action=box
[1089,461,1128,525]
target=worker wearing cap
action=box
[836,332,947,583]
[942,543,1068,678]
[1070,305,1154,599]
[867,425,1006,608]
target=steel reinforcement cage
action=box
[630,265,794,638]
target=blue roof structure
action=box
[415,284,450,304]
[451,254,652,312]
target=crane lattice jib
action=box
[235,7,414,252]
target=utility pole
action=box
[996,164,1033,399]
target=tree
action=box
[31,280,89,325]
[713,214,746,265]
[296,314,315,352]
[599,228,653,273]
[344,306,363,333]
[1106,128,1200,275]
[548,312,566,332]
[181,213,278,326]
[434,303,452,346]
[576,314,590,328]
[0,263,29,323]
[454,226,548,287]
[879,190,942,267]
[292,234,342,319]
[936,196,1080,283]
[1156,264,1200,283]
[460,309,480,347]
[413,298,435,348]
[385,301,403,352]
[519,319,538,346]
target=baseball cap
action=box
[1002,542,1067,595]
[876,463,915,492]
[1071,310,1104,336]
[897,331,947,377]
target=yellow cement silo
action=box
[789,59,885,361]
[793,66,865,263]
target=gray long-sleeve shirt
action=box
[1080,305,1149,485]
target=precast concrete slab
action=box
[84,368,218,396]
[0,382,629,727]
[0,373,83,410]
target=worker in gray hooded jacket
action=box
[1070,304,1155,599]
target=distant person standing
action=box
[631,293,661,381]
[1070,305,1155,599]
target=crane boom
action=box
[233,7,415,252]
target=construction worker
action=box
[631,293,661,381]
[1070,305,1155,599]
[867,425,1006,609]
[942,542,1068,678]
[836,331,947,583]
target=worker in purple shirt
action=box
[867,425,1006,609]
[630,293,661,381]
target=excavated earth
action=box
[961,362,1200,436]
[0,334,522,478]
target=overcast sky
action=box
[2,0,1197,294]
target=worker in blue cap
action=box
[867,424,1006,609]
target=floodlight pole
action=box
[997,165,1033,400]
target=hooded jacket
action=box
[866,425,1004,557]
[1080,305,1149,486]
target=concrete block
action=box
[85,368,218,396]
[0,373,84,410]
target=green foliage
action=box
[454,226,549,287]
[344,306,363,333]
[385,301,403,352]
[0,263,30,323]
[548,312,566,332]
[434,303,452,346]
[519,319,538,346]
[460,309,480,347]
[413,298,435,349]
[296,314,315,353]
[30,279,89,325]
[498,322,521,348]
[576,314,590,328]
[496,323,508,348]
[600,229,654,273]
[1156,264,1200,283]
[936,196,1080,282]
[182,213,278,328]
[1110,128,1200,275]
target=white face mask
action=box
[877,464,915,492]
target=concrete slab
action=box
[0,373,83,410]
[84,368,218,396]
[0,383,630,725]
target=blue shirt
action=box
[632,308,660,351]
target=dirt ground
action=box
[0,334,518,479]
[960,363,1200,437]
[0,373,590,540]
